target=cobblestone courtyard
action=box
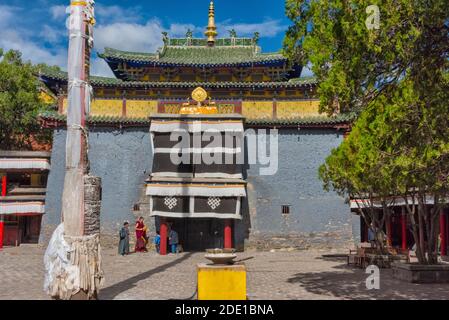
[1,245,449,300]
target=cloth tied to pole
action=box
[44,223,104,300]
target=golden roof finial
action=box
[205,0,218,46]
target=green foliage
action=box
[289,0,449,263]
[319,78,449,263]
[0,49,53,150]
[284,0,449,115]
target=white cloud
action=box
[0,5,18,28]
[168,23,200,37]
[95,5,142,23]
[49,5,67,20]
[40,25,66,44]
[94,19,164,54]
[0,5,66,68]
[90,58,114,78]
[301,66,314,78]
[0,29,66,67]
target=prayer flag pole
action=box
[44,0,103,300]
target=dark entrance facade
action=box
[3,214,42,246]
[147,112,246,254]
[160,218,225,251]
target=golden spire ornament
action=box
[205,0,218,46]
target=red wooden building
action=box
[0,151,50,248]
[351,196,448,256]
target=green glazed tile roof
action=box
[40,111,151,126]
[39,67,317,89]
[39,111,351,128]
[98,45,286,67]
[246,113,354,126]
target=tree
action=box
[319,79,449,264]
[286,0,449,265]
[0,49,52,150]
[284,0,449,115]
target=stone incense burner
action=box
[205,248,237,265]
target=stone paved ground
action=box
[1,245,449,300]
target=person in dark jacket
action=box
[118,221,130,256]
[153,231,161,253]
[169,228,179,254]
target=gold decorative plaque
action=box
[179,86,218,115]
[191,87,208,103]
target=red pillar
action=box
[224,220,233,249]
[440,210,447,256]
[0,215,4,250]
[446,211,449,255]
[1,175,7,197]
[401,209,407,251]
[160,219,168,256]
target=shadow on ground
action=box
[287,262,449,300]
[100,252,194,300]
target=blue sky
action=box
[0,0,293,77]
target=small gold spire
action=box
[205,0,218,46]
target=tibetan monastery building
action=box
[38,1,356,250]
[0,151,50,247]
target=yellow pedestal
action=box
[197,263,247,300]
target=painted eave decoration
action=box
[39,110,352,129]
[38,67,317,89]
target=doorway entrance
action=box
[168,218,225,252]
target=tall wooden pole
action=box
[62,0,89,238]
[45,1,103,300]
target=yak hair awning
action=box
[150,114,245,133]
[350,195,449,210]
[0,158,51,171]
[0,201,45,215]
[146,182,246,197]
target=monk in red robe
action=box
[135,217,148,252]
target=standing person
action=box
[135,217,148,252]
[118,221,130,256]
[143,224,149,246]
[153,231,161,253]
[169,228,179,254]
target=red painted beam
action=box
[401,211,407,251]
[160,220,168,256]
[1,175,6,197]
[441,210,447,256]
[224,220,233,249]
